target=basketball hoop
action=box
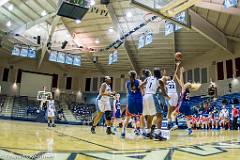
[37,87,52,102]
[143,13,162,23]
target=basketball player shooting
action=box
[170,67,201,135]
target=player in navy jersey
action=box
[171,67,201,135]
[121,70,143,138]
[112,93,122,134]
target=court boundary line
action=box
[54,130,118,151]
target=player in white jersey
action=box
[91,76,115,135]
[47,96,56,127]
[166,76,179,129]
[140,68,169,140]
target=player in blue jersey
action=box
[121,70,143,138]
[112,93,122,134]
[171,67,201,135]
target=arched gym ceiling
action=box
[0,0,239,74]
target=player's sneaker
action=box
[48,123,51,127]
[134,129,141,136]
[91,126,96,134]
[168,122,172,130]
[52,124,56,127]
[186,128,192,135]
[106,127,112,135]
[121,132,125,138]
[170,125,178,131]
[145,132,153,139]
[112,127,117,134]
[153,132,167,141]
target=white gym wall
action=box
[20,72,52,98]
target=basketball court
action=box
[0,0,240,160]
[0,120,239,160]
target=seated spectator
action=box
[219,105,230,130]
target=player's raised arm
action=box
[159,79,169,99]
[139,78,147,89]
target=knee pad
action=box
[105,111,112,121]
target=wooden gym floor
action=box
[0,120,239,160]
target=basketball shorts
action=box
[178,100,192,116]
[115,109,121,118]
[157,93,167,110]
[143,94,162,116]
[168,92,178,107]
[96,99,111,112]
[128,96,143,115]
[47,110,55,117]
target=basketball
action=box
[175,52,182,61]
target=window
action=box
[235,57,240,77]
[92,78,98,91]
[194,68,200,83]
[201,68,207,83]
[217,61,224,80]
[52,74,58,88]
[85,78,91,91]
[16,69,22,83]
[226,59,233,79]
[2,68,9,82]
[187,70,193,82]
[183,72,186,83]
[66,77,72,90]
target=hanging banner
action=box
[165,21,174,36]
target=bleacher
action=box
[26,100,40,116]
[0,95,6,112]
[70,102,96,124]
[12,96,28,118]
[10,96,65,122]
[211,93,240,109]
[177,93,240,129]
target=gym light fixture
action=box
[75,19,81,24]
[41,10,47,16]
[126,12,132,18]
[95,39,100,44]
[108,27,114,33]
[90,0,95,6]
[8,4,13,11]
[6,21,11,27]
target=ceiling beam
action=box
[130,1,234,55]
[107,3,140,73]
[130,0,191,29]
[227,36,240,42]
[189,9,233,55]
[160,0,187,13]
[0,0,10,6]
[13,12,57,34]
[195,2,240,16]
[167,0,202,17]
[37,15,60,69]
[0,7,25,25]
[61,19,106,75]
